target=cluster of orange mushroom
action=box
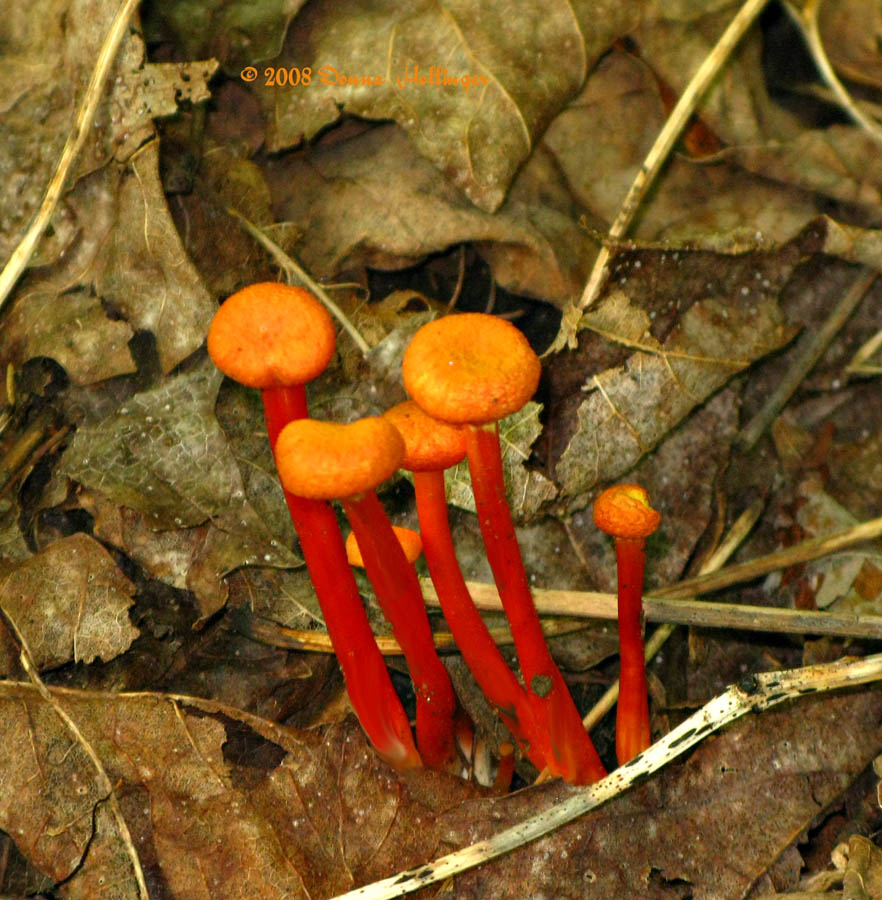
[207,282,661,784]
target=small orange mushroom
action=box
[276,417,459,770]
[403,314,605,784]
[593,483,661,765]
[346,525,423,567]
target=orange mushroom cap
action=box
[275,418,405,500]
[346,526,423,567]
[207,283,335,389]
[383,401,466,472]
[593,484,661,541]
[402,314,541,425]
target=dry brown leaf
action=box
[3,683,873,898]
[819,0,882,87]
[261,0,644,210]
[0,2,215,271]
[1,143,216,383]
[555,289,796,509]
[0,533,137,669]
[444,690,882,899]
[543,45,819,249]
[266,124,587,298]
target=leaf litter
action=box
[1,0,882,897]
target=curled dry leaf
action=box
[261,1,643,211]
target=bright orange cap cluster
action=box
[383,401,466,472]
[593,484,661,540]
[207,283,335,389]
[402,313,541,425]
[346,526,423,567]
[275,418,404,500]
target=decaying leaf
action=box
[0,533,137,669]
[60,359,299,614]
[446,689,882,899]
[0,2,216,267]
[0,683,877,898]
[261,0,644,210]
[266,124,590,300]
[555,290,796,510]
[144,0,308,70]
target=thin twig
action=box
[330,653,882,899]
[845,327,882,376]
[650,514,882,600]
[784,0,882,144]
[737,268,877,451]
[233,609,588,656]
[0,412,53,495]
[446,245,467,310]
[0,0,142,310]
[421,513,882,639]
[574,0,772,317]
[225,207,372,356]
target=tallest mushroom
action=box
[403,313,605,784]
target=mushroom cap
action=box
[383,401,466,472]
[346,526,423,567]
[402,314,541,425]
[275,418,405,500]
[593,484,661,540]
[207,283,335,389]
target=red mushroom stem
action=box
[612,536,651,763]
[282,491,422,769]
[275,417,460,771]
[343,489,458,770]
[269,412,422,772]
[262,385,308,447]
[466,423,606,784]
[412,468,549,770]
[593,483,661,765]
[207,283,421,770]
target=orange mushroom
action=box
[208,288,420,771]
[207,282,336,445]
[403,314,606,784]
[346,525,423,567]
[593,483,661,765]
[275,417,459,769]
[384,400,549,771]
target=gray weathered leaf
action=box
[60,359,298,586]
[556,291,796,509]
[446,403,557,521]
